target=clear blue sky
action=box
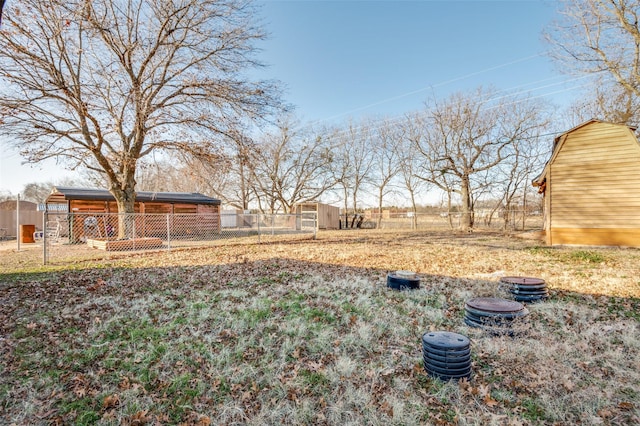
[1,0,581,195]
[256,0,576,125]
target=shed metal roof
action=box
[47,187,221,205]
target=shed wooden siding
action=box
[67,200,215,214]
[547,122,640,246]
[63,199,220,242]
[67,209,220,242]
[295,203,340,230]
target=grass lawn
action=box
[1,230,639,425]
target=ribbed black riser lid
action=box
[387,270,420,290]
[500,276,549,303]
[422,331,472,381]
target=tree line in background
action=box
[137,86,553,233]
[1,0,640,231]
[0,86,552,232]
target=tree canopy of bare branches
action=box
[0,0,281,225]
[330,121,375,224]
[546,0,640,123]
[370,119,402,229]
[249,119,336,213]
[562,83,640,127]
[412,87,550,231]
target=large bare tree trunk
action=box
[410,88,549,233]
[376,187,384,229]
[460,175,473,231]
[409,191,418,230]
[112,184,136,239]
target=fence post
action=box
[132,214,136,250]
[166,214,171,251]
[313,212,317,240]
[43,210,47,265]
[16,194,20,252]
[257,214,261,243]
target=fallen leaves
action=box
[1,230,639,424]
[618,401,635,410]
[87,278,107,292]
[102,393,120,410]
[125,410,151,426]
[483,393,500,408]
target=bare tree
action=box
[0,0,280,237]
[546,0,640,123]
[400,115,431,229]
[330,132,354,227]
[20,177,89,202]
[331,121,375,227]
[408,112,459,229]
[146,126,260,211]
[225,132,259,211]
[562,82,640,127]
[250,119,335,213]
[21,182,54,203]
[413,87,548,231]
[370,119,402,229]
[178,139,253,210]
[491,130,549,230]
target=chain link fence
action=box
[42,211,317,264]
[346,210,544,232]
[12,209,542,265]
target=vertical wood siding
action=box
[295,203,340,229]
[65,200,220,241]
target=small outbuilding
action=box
[0,200,42,240]
[532,119,640,247]
[45,186,221,242]
[46,187,221,213]
[294,202,340,230]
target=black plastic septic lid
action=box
[423,355,471,369]
[422,331,470,350]
[500,276,545,286]
[427,369,472,381]
[465,305,529,319]
[514,294,549,302]
[425,363,472,376]
[509,283,548,291]
[466,297,524,314]
[510,287,549,295]
[421,344,471,358]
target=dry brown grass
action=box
[1,229,639,425]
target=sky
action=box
[0,0,583,196]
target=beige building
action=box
[294,202,340,230]
[533,120,640,247]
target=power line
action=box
[289,56,597,142]
[321,76,593,143]
[309,54,545,126]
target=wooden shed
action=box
[46,187,221,242]
[532,120,640,247]
[294,202,340,230]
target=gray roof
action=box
[48,187,221,205]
